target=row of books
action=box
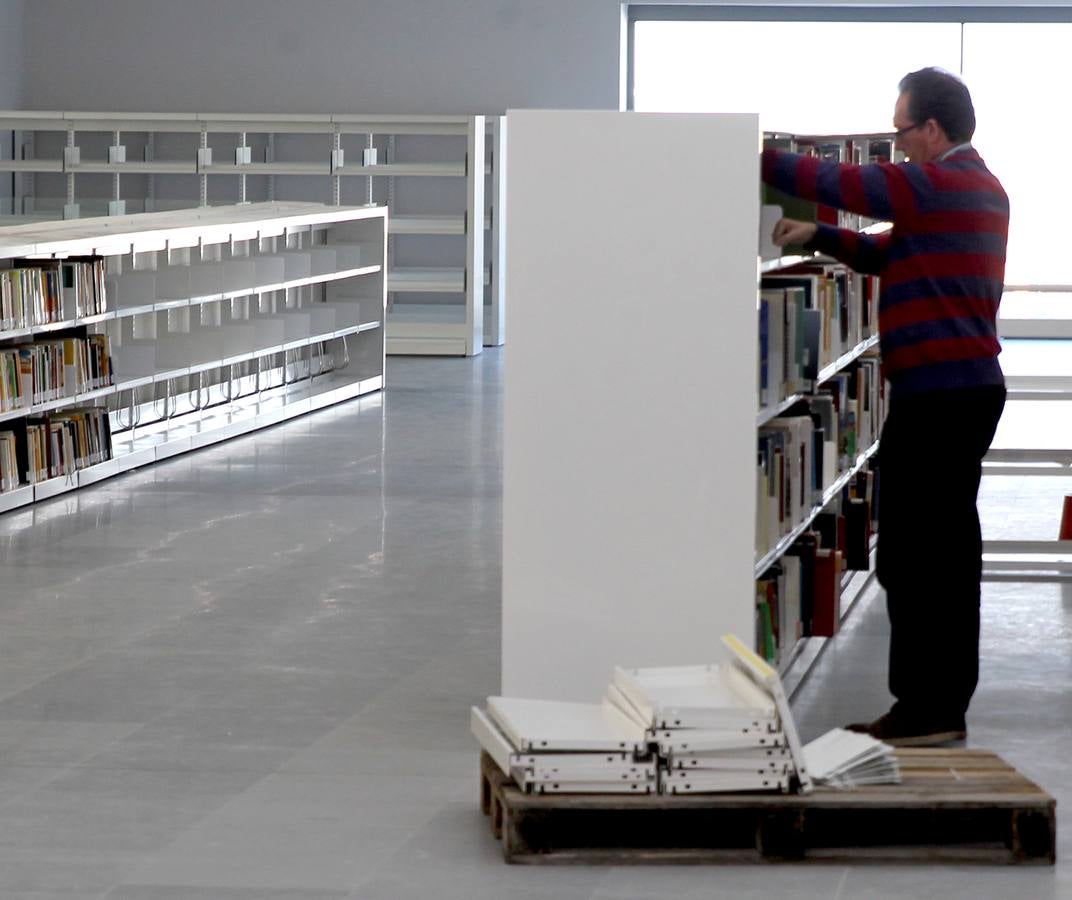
[0,258,107,334]
[756,355,883,558]
[756,469,878,666]
[758,268,880,407]
[0,406,113,491]
[0,333,114,412]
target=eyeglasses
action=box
[893,123,923,139]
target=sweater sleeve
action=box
[762,147,919,223]
[806,223,891,276]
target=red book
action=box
[812,549,842,636]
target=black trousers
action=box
[875,382,1006,724]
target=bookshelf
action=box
[753,131,896,676]
[0,111,506,356]
[502,112,887,703]
[0,201,386,514]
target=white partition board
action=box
[502,110,759,700]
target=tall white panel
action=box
[503,110,760,701]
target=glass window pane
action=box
[633,21,961,133]
[963,24,1072,286]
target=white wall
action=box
[19,1,1068,115]
[22,0,623,114]
[0,0,24,107]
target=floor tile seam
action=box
[68,759,305,778]
[294,632,492,735]
[340,798,508,897]
[0,719,151,811]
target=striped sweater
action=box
[761,146,1008,395]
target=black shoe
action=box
[845,710,966,748]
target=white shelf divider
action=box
[503,110,759,702]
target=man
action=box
[763,68,1008,747]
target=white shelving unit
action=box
[0,111,507,356]
[503,110,760,702]
[503,113,885,703]
[0,200,386,512]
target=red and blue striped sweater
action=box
[761,146,1008,395]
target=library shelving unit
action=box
[0,200,386,514]
[0,111,505,356]
[502,111,886,703]
[756,250,882,693]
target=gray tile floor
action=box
[0,351,1067,898]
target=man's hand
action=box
[772,218,817,248]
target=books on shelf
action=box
[756,352,883,562]
[0,258,107,333]
[755,466,879,663]
[5,405,114,487]
[758,267,879,408]
[0,429,17,492]
[0,332,114,412]
[0,264,61,331]
[62,257,108,318]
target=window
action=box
[630,9,1072,296]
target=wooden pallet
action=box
[479,749,1056,864]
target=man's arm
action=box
[762,147,919,222]
[806,223,891,276]
[772,218,890,276]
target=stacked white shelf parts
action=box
[603,634,812,794]
[608,662,794,794]
[470,698,656,795]
[473,635,900,795]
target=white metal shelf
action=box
[0,369,382,512]
[200,162,330,177]
[341,162,466,179]
[390,216,467,236]
[69,161,197,175]
[756,392,806,428]
[760,253,837,275]
[815,334,880,385]
[115,319,381,386]
[754,439,880,578]
[387,267,466,293]
[0,264,382,338]
[0,201,386,259]
[0,320,380,423]
[3,159,64,173]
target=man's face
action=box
[893,92,930,163]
